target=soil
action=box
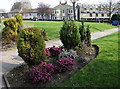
[0,39,50,51]
[0,42,17,51]
[6,45,99,88]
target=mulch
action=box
[5,45,99,88]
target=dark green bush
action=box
[79,21,85,42]
[60,20,80,50]
[2,18,18,43]
[77,21,91,49]
[40,28,48,40]
[0,18,1,23]
[111,14,120,23]
[17,27,47,66]
[86,25,91,46]
[15,13,23,33]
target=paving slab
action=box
[0,27,119,88]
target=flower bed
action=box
[5,45,99,88]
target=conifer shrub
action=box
[15,13,23,33]
[79,21,85,42]
[86,25,91,46]
[0,18,1,23]
[17,27,46,66]
[60,19,80,50]
[78,21,91,49]
[2,18,18,43]
[40,28,48,41]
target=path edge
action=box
[3,72,11,89]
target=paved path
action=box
[0,27,120,88]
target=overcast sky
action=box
[0,0,119,12]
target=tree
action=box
[11,2,22,11]
[99,0,119,22]
[11,0,32,11]
[70,0,79,21]
[38,2,51,20]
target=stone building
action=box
[76,3,120,22]
[52,1,74,20]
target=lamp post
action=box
[71,0,79,21]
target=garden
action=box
[2,14,119,88]
[0,17,117,50]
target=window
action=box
[81,12,86,13]
[96,13,98,17]
[96,8,98,11]
[107,13,109,17]
[71,10,72,13]
[102,13,104,17]
[63,10,65,13]
[69,10,70,13]
[90,13,92,17]
[90,8,92,10]
[84,8,86,10]
[63,16,65,20]
[29,13,31,16]
[55,11,56,14]
[54,17,57,19]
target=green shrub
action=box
[0,18,1,23]
[40,28,48,40]
[111,14,120,23]
[60,20,80,50]
[17,27,47,66]
[15,13,23,33]
[77,21,91,49]
[79,21,85,42]
[86,25,91,46]
[2,18,18,43]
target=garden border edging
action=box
[3,72,11,89]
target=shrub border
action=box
[3,45,99,88]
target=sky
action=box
[0,0,119,12]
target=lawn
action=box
[23,21,117,40]
[56,32,119,87]
[1,20,117,40]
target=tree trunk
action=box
[42,15,44,21]
[109,2,112,23]
[73,2,76,21]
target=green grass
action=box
[56,32,119,87]
[23,21,117,40]
[1,20,117,40]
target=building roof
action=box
[53,3,72,10]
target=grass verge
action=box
[56,31,119,87]
[23,21,117,40]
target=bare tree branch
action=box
[38,2,51,20]
[98,0,119,22]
